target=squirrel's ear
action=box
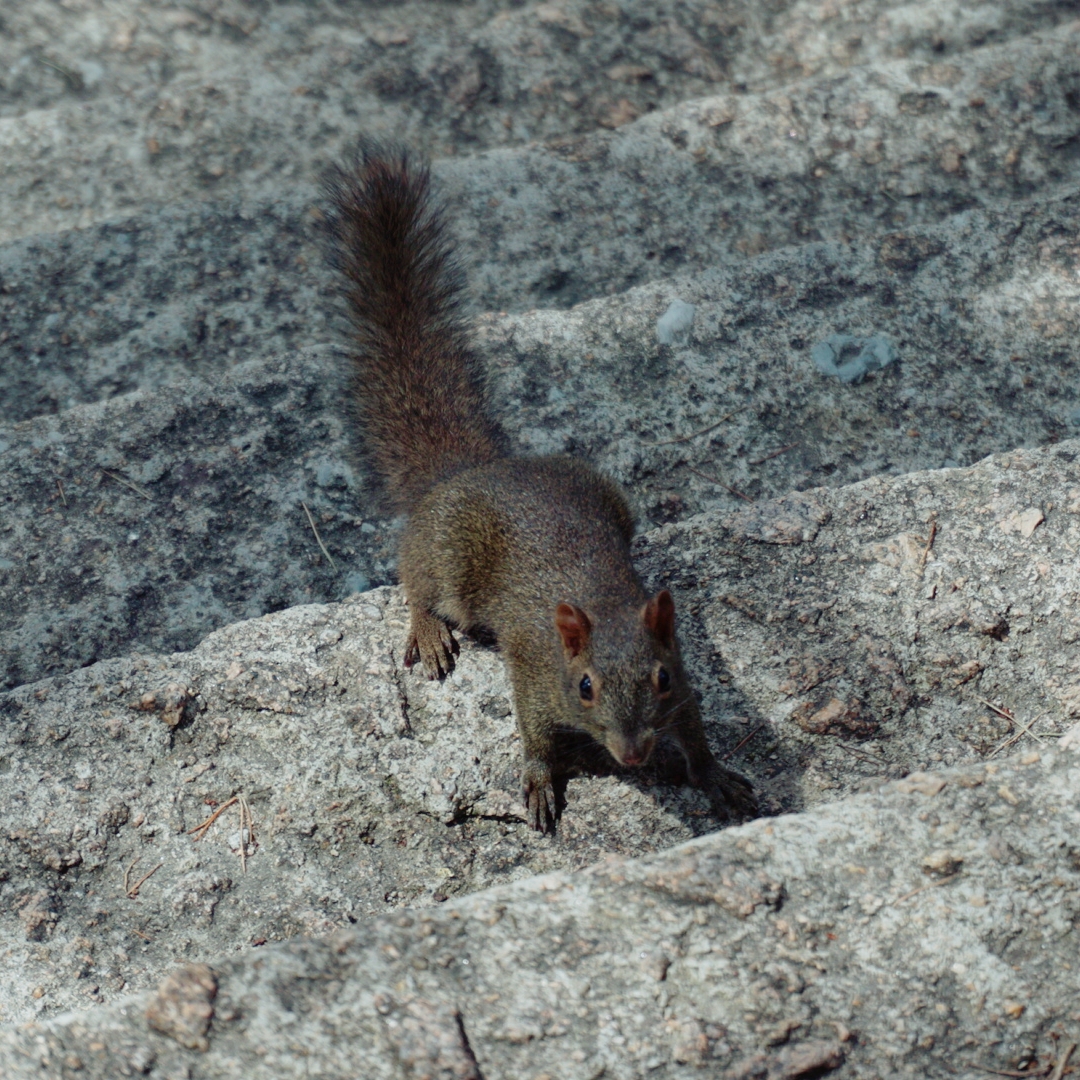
[642,590,676,649]
[555,603,592,658]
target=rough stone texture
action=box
[636,441,1080,811]
[5,197,1080,690]
[3,0,1080,1075]
[3,1,1074,244]
[2,728,1078,1078]
[0,348,391,691]
[480,199,1080,516]
[5,16,1080,422]
[0,194,330,420]
[0,587,735,1025]
[2,439,1078,1033]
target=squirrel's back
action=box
[324,144,507,514]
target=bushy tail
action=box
[323,143,507,514]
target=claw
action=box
[405,614,458,679]
[521,761,557,834]
[695,760,758,821]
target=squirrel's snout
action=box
[608,732,656,768]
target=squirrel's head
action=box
[554,590,687,768]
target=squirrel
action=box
[323,143,757,832]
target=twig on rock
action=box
[126,861,163,899]
[237,793,256,872]
[989,711,1046,757]
[722,723,766,761]
[302,501,338,570]
[645,406,747,446]
[891,872,960,906]
[1049,1042,1076,1080]
[919,519,938,575]
[188,796,238,840]
[99,469,152,500]
[966,1064,1050,1078]
[749,443,798,465]
[685,465,753,503]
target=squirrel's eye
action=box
[579,674,593,702]
[656,667,671,694]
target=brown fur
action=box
[323,143,507,514]
[326,145,756,832]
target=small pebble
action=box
[656,299,695,345]
[228,828,251,852]
[812,334,898,383]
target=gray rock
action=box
[0,586,729,1026]
[4,1,1080,1074]
[634,440,1080,811]
[2,437,1078,1033]
[5,194,1080,690]
[478,198,1080,522]
[2,722,1077,1078]
[6,18,1080,422]
[0,348,391,691]
[3,1,1073,243]
[0,194,330,421]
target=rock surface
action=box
[1,0,1079,1076]
[2,439,1079,1047]
[4,0,1073,245]
[5,199,1080,691]
[5,15,1080,421]
[2,726,1078,1078]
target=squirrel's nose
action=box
[610,732,656,767]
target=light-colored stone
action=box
[3,2,1079,1076]
[1,729,1077,1078]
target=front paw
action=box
[521,760,557,834]
[403,614,459,679]
[697,761,758,822]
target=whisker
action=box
[652,696,692,734]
